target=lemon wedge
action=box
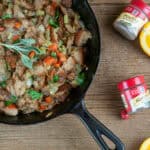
[139,138,150,150]
[140,22,150,56]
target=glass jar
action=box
[118,76,150,119]
[113,0,150,40]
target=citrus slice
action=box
[139,138,150,150]
[139,22,150,56]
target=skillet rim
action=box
[0,0,101,125]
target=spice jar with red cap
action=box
[118,76,150,119]
[113,0,150,40]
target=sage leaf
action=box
[0,38,42,69]
[19,38,36,46]
[21,54,33,69]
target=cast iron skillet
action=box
[0,0,125,149]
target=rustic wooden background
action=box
[0,0,150,150]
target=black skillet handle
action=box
[71,100,125,150]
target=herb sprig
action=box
[49,8,60,28]
[5,95,18,106]
[0,81,7,88]
[27,89,43,100]
[76,72,85,85]
[0,39,41,69]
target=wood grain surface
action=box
[0,1,150,150]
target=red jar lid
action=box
[131,0,150,19]
[118,75,145,91]
[121,110,129,120]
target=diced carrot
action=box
[0,26,5,32]
[47,25,52,30]
[12,35,20,41]
[54,62,61,68]
[43,56,57,66]
[7,104,17,109]
[51,1,57,10]
[48,43,58,51]
[45,96,53,104]
[14,22,22,29]
[58,53,67,63]
[39,104,47,111]
[29,51,36,58]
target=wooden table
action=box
[0,1,150,150]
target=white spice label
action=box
[116,12,148,32]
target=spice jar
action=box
[118,76,150,119]
[113,0,150,40]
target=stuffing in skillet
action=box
[0,0,92,116]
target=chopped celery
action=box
[26,77,33,88]
[36,10,45,16]
[38,25,45,32]
[64,15,69,24]
[46,30,50,41]
[58,40,64,47]
[59,45,67,54]
[49,82,59,95]
[43,40,51,47]
[8,33,13,40]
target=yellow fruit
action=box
[139,22,150,56]
[139,138,150,150]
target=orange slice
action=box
[140,22,150,56]
[139,138,150,150]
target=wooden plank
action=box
[88,4,150,150]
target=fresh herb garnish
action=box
[0,81,7,88]
[5,95,17,106]
[49,8,60,28]
[49,18,59,28]
[58,40,64,47]
[0,38,41,69]
[2,13,12,19]
[52,75,59,82]
[27,89,43,100]
[51,52,57,58]
[21,54,33,69]
[76,72,85,85]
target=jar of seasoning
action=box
[118,76,150,119]
[113,0,150,40]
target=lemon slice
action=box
[139,138,150,150]
[140,22,150,56]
